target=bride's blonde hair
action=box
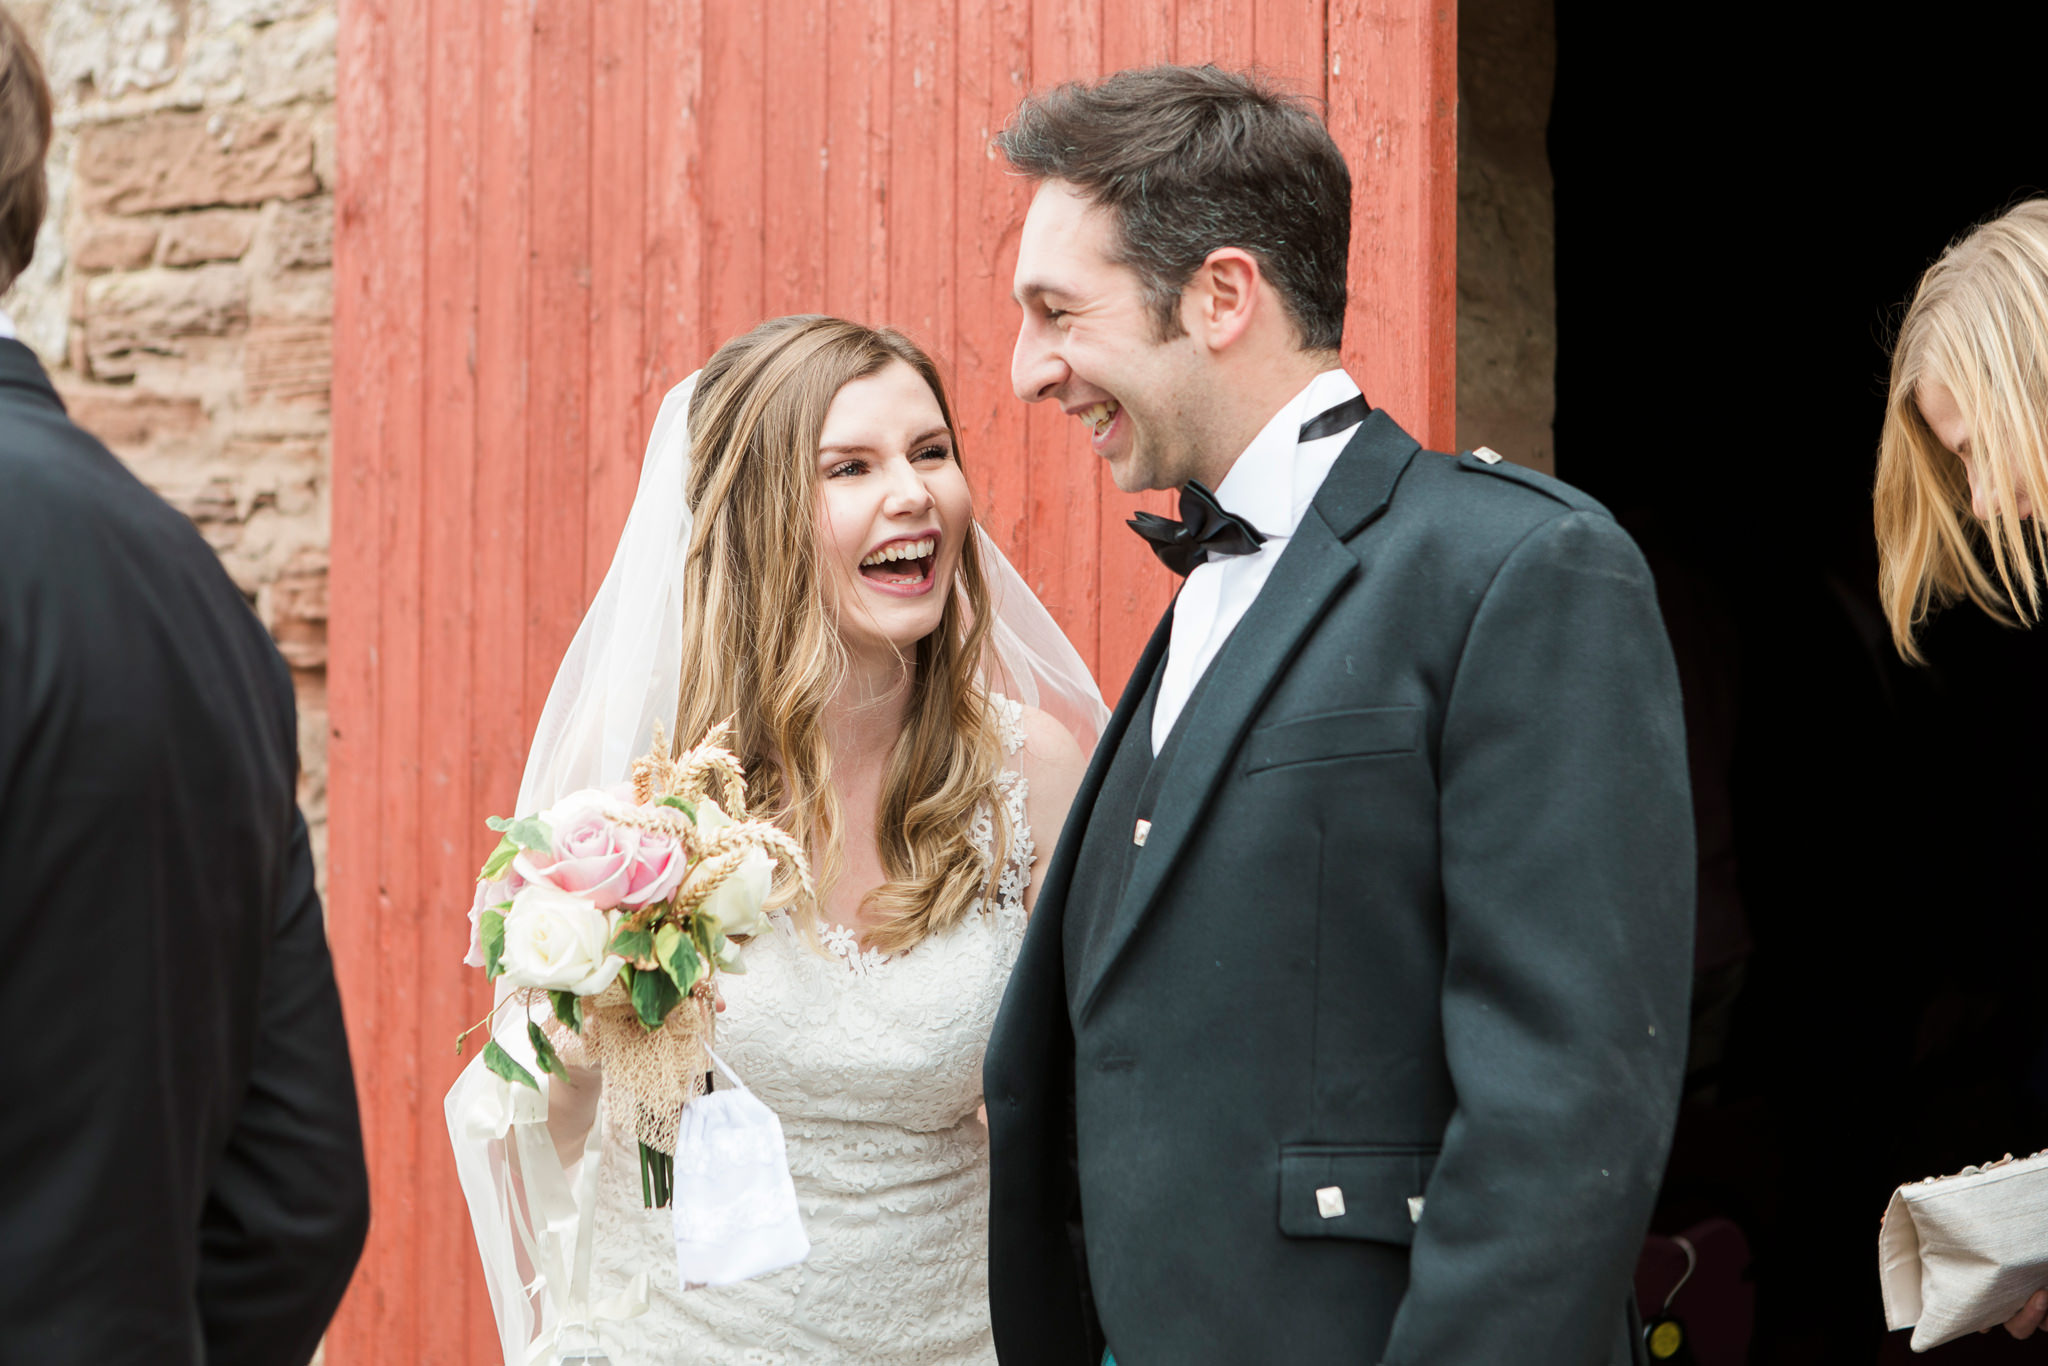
[1875,198,2048,661]
[675,315,1006,954]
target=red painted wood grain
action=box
[327,4,1455,1357]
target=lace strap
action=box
[990,692,1026,756]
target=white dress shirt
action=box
[0,308,17,341]
[1152,368,1365,753]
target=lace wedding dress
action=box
[584,697,1035,1365]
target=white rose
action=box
[700,845,775,940]
[499,883,625,995]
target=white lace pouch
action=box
[671,1048,810,1287]
[1880,1148,2048,1351]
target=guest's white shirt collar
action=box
[0,308,17,341]
[1209,367,1362,542]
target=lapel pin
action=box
[1132,819,1151,847]
[1408,1195,1426,1223]
[1316,1186,1346,1219]
[1472,446,1504,465]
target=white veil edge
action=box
[446,370,1108,1364]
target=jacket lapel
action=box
[1071,411,1422,1022]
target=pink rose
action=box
[465,871,523,967]
[515,789,633,910]
[619,826,686,908]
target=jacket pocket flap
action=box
[1246,706,1422,772]
[1278,1143,1437,1244]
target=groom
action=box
[983,66,1695,1365]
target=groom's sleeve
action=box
[1380,509,1694,1366]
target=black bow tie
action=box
[1125,394,1370,576]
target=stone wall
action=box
[5,0,337,888]
[1456,0,1557,475]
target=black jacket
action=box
[0,339,369,1365]
[985,411,1695,1365]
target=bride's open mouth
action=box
[857,533,939,596]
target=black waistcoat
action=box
[1063,646,1217,1001]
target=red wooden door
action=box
[327,1,1453,1359]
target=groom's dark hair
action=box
[997,64,1350,352]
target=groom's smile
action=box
[1011,180,1209,494]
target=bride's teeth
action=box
[860,537,935,568]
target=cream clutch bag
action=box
[1880,1149,2048,1351]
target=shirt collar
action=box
[0,309,17,341]
[1211,368,1362,542]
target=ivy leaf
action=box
[656,924,702,996]
[527,1021,565,1077]
[481,909,507,979]
[608,925,656,962]
[549,989,583,1033]
[480,835,520,881]
[507,816,553,852]
[485,815,516,832]
[690,912,724,971]
[657,795,696,819]
[630,961,683,1031]
[483,1039,538,1091]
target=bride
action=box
[447,315,1104,1363]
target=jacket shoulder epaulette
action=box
[1450,449,1610,516]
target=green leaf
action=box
[485,815,516,832]
[481,909,507,979]
[690,912,724,970]
[656,795,696,819]
[527,1021,565,1077]
[608,925,656,962]
[483,1039,538,1091]
[656,923,702,996]
[506,815,553,852]
[549,989,583,1033]
[630,960,683,1031]
[480,834,519,881]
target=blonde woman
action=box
[1875,197,2048,661]
[1874,198,2048,1341]
[448,316,1104,1363]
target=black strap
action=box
[1298,392,1370,443]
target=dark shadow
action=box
[1551,8,2048,1362]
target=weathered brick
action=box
[269,198,333,269]
[55,383,209,454]
[159,210,260,267]
[83,265,250,380]
[71,217,161,272]
[267,548,329,671]
[74,112,319,215]
[244,322,332,406]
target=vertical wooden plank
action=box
[824,0,892,325]
[588,0,650,589]
[645,0,705,410]
[1253,0,1326,98]
[1091,0,1180,701]
[1329,0,1457,448]
[764,0,828,318]
[1023,0,1105,687]
[1178,0,1254,68]
[415,0,483,1358]
[953,0,1034,569]
[467,0,535,1347]
[526,0,593,719]
[888,0,955,359]
[323,0,390,1350]
[702,0,766,344]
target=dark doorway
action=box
[1551,8,2048,1363]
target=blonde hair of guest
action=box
[675,315,1008,955]
[1875,198,2048,661]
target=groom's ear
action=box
[1182,248,1265,355]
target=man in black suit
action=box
[0,12,369,1363]
[986,67,1695,1364]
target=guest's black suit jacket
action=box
[0,340,369,1364]
[985,411,1695,1365]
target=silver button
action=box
[1472,445,1504,465]
[1407,1195,1425,1223]
[1133,819,1151,847]
[1316,1185,1346,1219]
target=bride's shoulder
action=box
[989,695,1089,810]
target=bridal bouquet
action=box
[458,722,810,1205]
